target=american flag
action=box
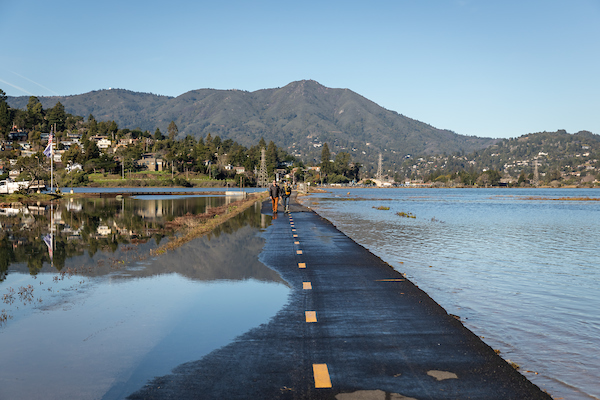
[43,128,53,158]
[43,233,53,260]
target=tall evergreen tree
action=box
[0,89,10,137]
[47,101,67,131]
[167,121,178,140]
[26,96,44,129]
[320,143,331,174]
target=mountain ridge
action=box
[6,80,497,172]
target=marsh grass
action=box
[373,206,390,210]
[153,192,269,253]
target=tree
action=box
[154,128,164,141]
[61,144,84,165]
[0,90,10,137]
[266,141,279,174]
[320,143,332,175]
[167,121,178,140]
[83,139,100,161]
[333,152,351,175]
[16,154,48,192]
[87,114,98,136]
[26,96,44,129]
[47,101,67,131]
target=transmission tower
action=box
[257,148,268,188]
[376,153,383,182]
[533,158,540,186]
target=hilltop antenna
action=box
[376,153,383,183]
[258,148,268,188]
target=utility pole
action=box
[258,148,268,188]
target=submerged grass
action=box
[397,211,416,219]
[373,206,390,210]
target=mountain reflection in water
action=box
[0,196,290,400]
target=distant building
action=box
[97,138,112,149]
[137,154,164,171]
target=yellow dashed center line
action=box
[296,250,303,255]
[292,229,296,232]
[294,241,300,245]
[298,262,306,269]
[305,311,317,322]
[375,279,406,282]
[293,234,298,238]
[303,282,312,290]
[313,364,332,388]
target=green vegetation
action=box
[401,130,600,187]
[4,84,598,187]
[397,211,416,218]
[373,206,390,210]
[1,90,305,189]
[4,81,495,176]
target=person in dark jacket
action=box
[269,180,280,214]
[281,181,292,213]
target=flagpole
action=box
[51,125,54,194]
[51,201,54,268]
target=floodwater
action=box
[301,188,600,400]
[0,195,289,399]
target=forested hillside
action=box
[400,130,600,187]
[7,80,496,173]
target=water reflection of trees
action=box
[0,196,232,280]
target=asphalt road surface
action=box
[128,197,552,400]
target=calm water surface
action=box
[302,188,600,400]
[0,196,288,399]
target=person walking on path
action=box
[281,181,292,213]
[269,180,280,214]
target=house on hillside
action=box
[8,131,28,141]
[66,132,82,143]
[137,154,164,171]
[98,138,112,150]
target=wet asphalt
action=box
[127,196,552,400]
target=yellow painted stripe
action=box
[296,250,303,255]
[313,364,332,388]
[303,282,312,290]
[298,262,306,269]
[375,279,406,282]
[293,234,298,238]
[292,229,296,232]
[305,311,317,322]
[294,241,300,245]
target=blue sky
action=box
[1,0,598,139]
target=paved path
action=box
[128,197,552,399]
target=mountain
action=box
[7,80,497,173]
